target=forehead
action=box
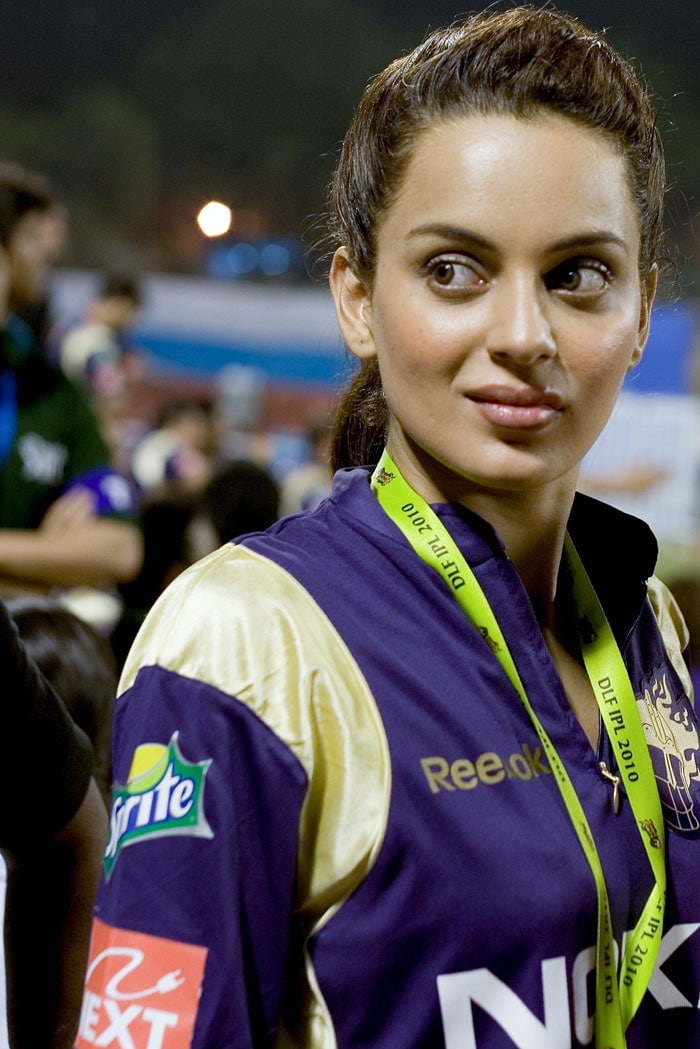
[379,112,638,250]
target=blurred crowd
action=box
[0,159,338,1043]
[0,161,335,663]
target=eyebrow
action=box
[549,231,629,252]
[407,224,496,250]
[406,223,629,253]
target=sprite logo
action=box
[104,732,213,879]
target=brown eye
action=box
[558,267,582,291]
[433,262,455,284]
[426,257,485,293]
[546,259,610,295]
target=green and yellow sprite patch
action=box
[104,732,212,879]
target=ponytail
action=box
[330,359,388,471]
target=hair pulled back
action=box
[329,5,665,469]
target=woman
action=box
[80,8,699,1049]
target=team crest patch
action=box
[637,672,700,834]
[373,468,394,486]
[640,818,662,849]
[77,917,207,1048]
[104,732,213,879]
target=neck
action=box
[385,440,577,629]
[490,492,570,626]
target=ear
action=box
[329,247,376,361]
[628,264,658,371]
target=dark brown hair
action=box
[0,161,56,249]
[7,599,117,806]
[329,5,666,469]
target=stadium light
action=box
[197,200,233,237]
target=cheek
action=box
[375,301,470,373]
[568,308,641,386]
[587,335,638,384]
[373,309,422,370]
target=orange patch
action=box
[76,917,207,1048]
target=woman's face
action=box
[332,113,655,504]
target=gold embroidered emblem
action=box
[640,819,662,849]
[478,626,501,654]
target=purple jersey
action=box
[80,468,700,1049]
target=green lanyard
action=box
[371,449,666,1049]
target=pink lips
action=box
[467,385,564,430]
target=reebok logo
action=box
[421,744,551,793]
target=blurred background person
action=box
[0,594,106,1049]
[112,457,280,670]
[129,397,214,498]
[52,271,146,476]
[110,489,196,671]
[7,597,118,807]
[0,161,67,346]
[55,270,144,401]
[0,164,143,602]
[279,414,333,516]
[187,457,280,558]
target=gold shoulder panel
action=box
[647,574,693,702]
[119,544,392,1049]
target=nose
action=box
[485,276,556,365]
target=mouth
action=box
[467,385,564,430]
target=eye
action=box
[546,258,611,295]
[425,255,486,295]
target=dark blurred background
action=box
[0,0,698,285]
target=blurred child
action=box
[187,458,280,558]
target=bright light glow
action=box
[197,201,232,237]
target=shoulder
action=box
[120,542,388,767]
[121,542,330,665]
[119,541,392,919]
[647,574,693,699]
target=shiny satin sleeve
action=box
[119,543,392,1047]
[647,574,693,701]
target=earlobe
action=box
[628,264,658,372]
[627,343,644,371]
[329,247,376,361]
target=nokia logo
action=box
[438,924,700,1048]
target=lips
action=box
[467,385,564,429]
